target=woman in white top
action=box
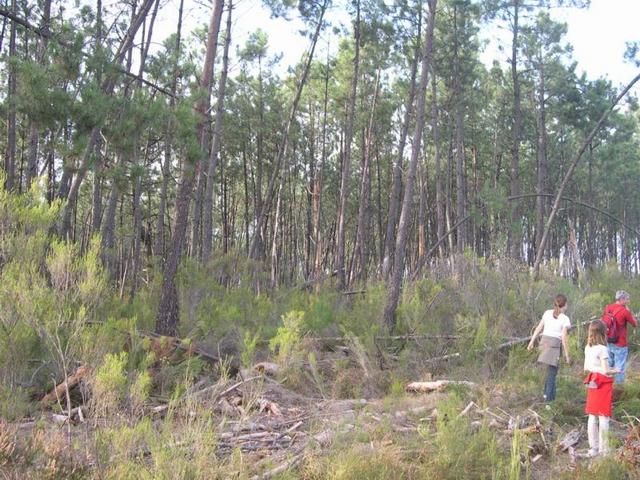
[527,294,571,403]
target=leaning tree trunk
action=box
[384,0,437,331]
[533,72,640,277]
[248,0,328,261]
[155,0,225,336]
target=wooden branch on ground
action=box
[40,365,90,404]
[405,380,476,393]
[138,330,220,364]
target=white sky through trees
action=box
[145,0,640,89]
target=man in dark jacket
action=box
[606,290,637,383]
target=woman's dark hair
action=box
[553,294,567,319]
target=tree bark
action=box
[384,0,437,330]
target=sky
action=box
[146,0,640,87]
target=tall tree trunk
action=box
[384,0,437,330]
[382,9,421,278]
[155,0,225,336]
[508,0,522,259]
[155,0,184,258]
[91,0,104,236]
[312,46,331,279]
[4,0,17,191]
[534,55,548,263]
[335,0,360,289]
[202,0,233,260]
[351,70,380,284]
[453,3,466,253]
[432,71,445,258]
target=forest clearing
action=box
[2,0,640,478]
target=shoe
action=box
[588,448,599,458]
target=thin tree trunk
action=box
[508,0,522,259]
[4,0,17,191]
[351,69,380,284]
[155,0,184,258]
[335,0,360,289]
[202,0,233,260]
[453,3,466,253]
[381,7,422,278]
[312,45,331,279]
[432,71,445,258]
[384,0,437,330]
[534,56,548,262]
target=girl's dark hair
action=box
[587,320,607,347]
[553,294,567,319]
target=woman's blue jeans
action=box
[544,364,558,402]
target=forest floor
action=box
[4,338,640,479]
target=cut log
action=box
[405,380,476,393]
[40,365,90,404]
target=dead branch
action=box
[40,364,90,404]
[405,380,476,393]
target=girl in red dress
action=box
[583,320,620,457]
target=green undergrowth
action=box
[4,186,640,477]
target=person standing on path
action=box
[527,294,571,403]
[583,320,620,457]
[604,290,637,384]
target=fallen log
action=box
[405,380,476,393]
[40,365,90,404]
